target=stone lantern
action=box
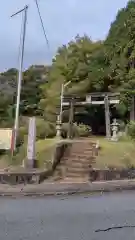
[56,115,62,138]
[111,118,119,142]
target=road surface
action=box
[0,192,135,239]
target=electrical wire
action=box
[34,0,50,48]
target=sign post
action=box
[27,117,36,168]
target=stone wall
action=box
[38,141,70,183]
[0,172,41,185]
[0,141,71,185]
[90,169,135,181]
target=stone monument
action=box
[27,117,36,168]
[111,118,119,142]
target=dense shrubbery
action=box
[74,123,91,137]
[16,118,56,148]
[117,120,126,132]
[61,122,91,138]
[16,126,28,147]
[127,121,135,139]
[61,123,77,138]
[36,118,56,139]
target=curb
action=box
[0,179,135,197]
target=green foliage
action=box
[16,118,56,147]
[104,0,135,107]
[36,118,56,139]
[39,1,135,121]
[127,121,135,139]
[16,126,28,147]
[117,119,126,132]
[0,94,14,127]
[20,65,48,116]
[61,123,78,138]
[11,138,58,168]
[61,122,91,138]
[39,36,104,121]
[74,123,92,137]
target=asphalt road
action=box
[0,192,135,239]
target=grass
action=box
[35,138,59,168]
[36,136,135,170]
[1,135,135,170]
[0,138,59,169]
[35,136,135,170]
[92,136,135,169]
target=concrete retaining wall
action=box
[90,169,135,181]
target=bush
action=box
[117,120,126,132]
[16,126,28,147]
[61,123,78,138]
[16,118,56,148]
[75,123,91,137]
[36,118,56,139]
[127,121,135,139]
[61,122,91,138]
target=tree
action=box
[104,0,135,110]
[0,94,14,127]
[20,65,49,116]
[0,65,49,126]
[39,35,104,121]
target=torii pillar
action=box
[104,95,111,139]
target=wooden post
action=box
[68,98,74,139]
[130,96,135,121]
[104,95,111,139]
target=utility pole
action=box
[60,83,64,124]
[68,98,74,139]
[59,81,71,124]
[11,5,28,153]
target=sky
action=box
[0,0,128,72]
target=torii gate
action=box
[62,92,120,139]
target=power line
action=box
[34,0,49,48]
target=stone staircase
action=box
[49,139,97,182]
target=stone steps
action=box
[69,147,93,153]
[63,162,89,169]
[66,167,89,175]
[66,172,89,178]
[62,157,95,164]
[47,140,97,182]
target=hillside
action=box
[39,1,135,122]
[0,65,49,127]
